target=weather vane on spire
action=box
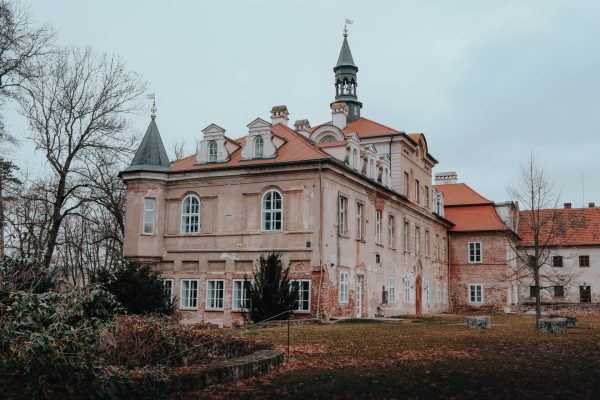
[147,93,157,119]
[344,19,354,36]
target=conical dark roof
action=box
[335,35,356,68]
[124,117,170,172]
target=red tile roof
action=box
[519,207,600,246]
[170,124,328,172]
[435,183,492,206]
[343,117,402,138]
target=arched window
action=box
[352,149,358,169]
[261,189,283,232]
[254,136,264,158]
[369,159,375,178]
[208,141,217,162]
[181,195,200,233]
[319,135,337,143]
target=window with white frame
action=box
[388,277,396,303]
[206,280,225,309]
[404,278,411,302]
[388,215,395,248]
[356,202,364,240]
[425,230,430,256]
[415,226,421,254]
[352,148,358,169]
[180,279,199,309]
[181,195,200,233]
[468,242,482,263]
[254,136,264,158]
[436,282,441,304]
[468,284,483,304]
[232,279,251,310]
[435,234,440,260]
[425,280,430,304]
[443,283,448,304]
[262,189,283,231]
[143,198,155,234]
[291,280,311,312]
[404,220,409,252]
[208,140,217,162]
[338,195,348,235]
[339,271,349,304]
[163,279,174,302]
[369,159,375,178]
[375,210,382,244]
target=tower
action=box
[332,28,362,122]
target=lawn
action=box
[189,314,600,399]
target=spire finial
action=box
[147,93,157,119]
[344,18,354,37]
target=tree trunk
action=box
[43,173,67,269]
[0,175,4,260]
[534,267,542,326]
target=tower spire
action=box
[147,93,157,119]
[332,21,362,123]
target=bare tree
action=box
[16,47,145,269]
[507,154,575,326]
[171,139,186,161]
[0,159,20,258]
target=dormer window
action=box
[254,136,264,158]
[369,159,375,178]
[208,141,217,162]
[320,135,337,143]
[352,149,358,169]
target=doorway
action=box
[355,276,363,318]
[580,285,591,303]
[415,275,422,316]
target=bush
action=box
[245,252,297,323]
[0,258,56,306]
[0,284,122,398]
[91,263,174,315]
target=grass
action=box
[189,314,600,399]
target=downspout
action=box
[447,231,453,312]
[316,163,324,319]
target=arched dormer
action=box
[311,124,345,144]
[241,118,277,160]
[378,156,391,188]
[362,144,377,180]
[197,124,230,164]
[345,132,360,171]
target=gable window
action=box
[338,195,348,235]
[388,215,395,248]
[404,278,411,303]
[554,285,564,298]
[375,210,382,244]
[369,159,375,178]
[262,189,283,231]
[553,256,563,268]
[425,230,430,256]
[415,179,420,203]
[388,278,396,303]
[403,220,409,252]
[415,226,421,254]
[206,280,225,310]
[180,279,199,309]
[143,198,155,234]
[352,148,358,169]
[356,202,364,240]
[468,284,483,304]
[163,279,174,302]
[232,280,251,310]
[468,242,482,263]
[579,255,590,267]
[208,140,217,162]
[291,280,311,312]
[254,136,264,158]
[181,195,200,234]
[339,271,349,304]
[320,135,336,143]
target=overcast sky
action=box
[5,0,600,206]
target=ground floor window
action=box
[180,279,199,309]
[554,285,564,298]
[468,284,483,304]
[580,285,591,303]
[206,280,225,309]
[163,279,174,302]
[339,272,349,304]
[233,279,251,310]
[443,283,448,304]
[425,280,431,304]
[404,278,411,303]
[436,282,441,305]
[292,280,311,312]
[388,278,396,303]
[529,286,539,298]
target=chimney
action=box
[270,105,289,126]
[293,119,311,138]
[589,202,595,208]
[434,171,458,184]
[564,203,572,209]
[331,102,348,130]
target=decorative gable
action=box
[378,155,392,188]
[241,118,277,159]
[345,132,361,171]
[363,144,377,180]
[196,123,230,164]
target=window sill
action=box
[180,307,198,311]
[355,238,366,243]
[205,308,225,312]
[338,234,351,239]
[294,310,311,314]
[375,243,384,248]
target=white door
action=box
[355,276,362,318]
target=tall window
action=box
[388,277,396,303]
[404,278,411,302]
[180,279,199,309]
[436,282,441,304]
[356,203,364,240]
[233,280,251,310]
[163,279,174,302]
[404,172,409,196]
[181,195,200,233]
[415,226,421,254]
[404,220,409,252]
[443,283,448,304]
[262,189,283,231]
[388,215,395,248]
[425,186,430,208]
[254,136,264,158]
[291,280,311,312]
[468,242,482,263]
[339,271,349,304]
[143,198,155,234]
[425,280,430,304]
[352,148,358,169]
[425,230,430,256]
[435,234,440,260]
[208,140,217,162]
[375,210,382,244]
[338,195,347,235]
[369,159,375,178]
[206,280,225,309]
[469,284,483,304]
[415,179,420,203]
